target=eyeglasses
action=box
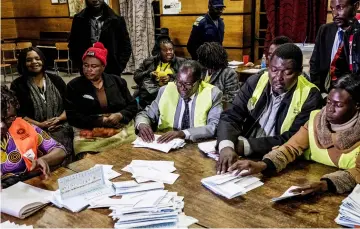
[175,80,198,89]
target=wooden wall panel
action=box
[1,0,15,18]
[13,0,70,17]
[1,19,18,39]
[16,18,73,39]
[160,0,251,14]
[161,15,248,48]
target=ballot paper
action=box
[113,181,165,195]
[51,166,115,212]
[93,164,121,180]
[335,184,360,227]
[1,221,33,229]
[201,171,263,199]
[240,68,262,74]
[228,60,244,66]
[132,135,185,153]
[198,140,218,161]
[271,186,301,202]
[122,160,180,185]
[1,182,53,219]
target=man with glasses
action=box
[310,0,360,94]
[187,0,225,60]
[135,60,223,143]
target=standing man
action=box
[187,0,225,60]
[310,0,359,94]
[68,0,132,76]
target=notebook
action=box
[1,182,53,219]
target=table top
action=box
[66,144,345,228]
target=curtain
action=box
[119,0,155,73]
[264,0,328,53]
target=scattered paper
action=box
[198,140,219,161]
[93,164,121,180]
[228,60,244,66]
[1,221,33,229]
[271,186,301,202]
[240,69,262,74]
[132,135,185,153]
[335,184,360,227]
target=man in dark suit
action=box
[310,0,359,94]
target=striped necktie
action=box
[181,98,191,130]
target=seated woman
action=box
[1,86,66,183]
[65,42,138,154]
[197,42,239,107]
[226,74,360,195]
[134,39,186,109]
[10,47,73,161]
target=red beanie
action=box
[82,42,108,66]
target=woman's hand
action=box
[30,158,51,180]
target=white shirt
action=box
[330,28,345,64]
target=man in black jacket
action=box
[68,0,131,76]
[310,0,359,93]
[216,44,322,174]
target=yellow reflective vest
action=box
[304,110,359,169]
[247,72,317,134]
[158,81,214,131]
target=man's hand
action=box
[290,181,328,196]
[228,160,267,176]
[157,131,185,143]
[138,123,155,143]
[30,158,50,180]
[103,113,123,127]
[216,147,238,174]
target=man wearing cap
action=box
[187,0,225,60]
[68,0,131,76]
[65,42,137,130]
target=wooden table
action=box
[67,144,345,228]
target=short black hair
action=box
[333,74,360,103]
[159,38,174,47]
[17,47,47,76]
[197,42,228,70]
[1,85,19,118]
[178,60,203,82]
[270,36,293,46]
[270,43,303,72]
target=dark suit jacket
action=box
[65,73,138,129]
[68,4,131,76]
[310,22,338,93]
[217,73,323,156]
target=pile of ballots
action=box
[335,184,360,227]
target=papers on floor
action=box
[198,140,218,161]
[1,182,53,219]
[228,60,244,69]
[132,135,185,153]
[271,186,301,202]
[122,160,180,185]
[201,171,263,199]
[1,221,33,229]
[335,184,360,227]
[51,165,115,212]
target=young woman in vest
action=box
[1,86,66,180]
[10,47,73,160]
[227,74,360,195]
[197,42,239,108]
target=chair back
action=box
[55,42,70,59]
[16,42,32,50]
[1,43,17,62]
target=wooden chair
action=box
[1,43,18,65]
[1,63,13,83]
[16,42,32,50]
[54,42,72,75]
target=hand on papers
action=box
[138,123,155,143]
[290,181,328,195]
[217,147,238,174]
[30,158,50,180]
[228,160,267,177]
[157,131,185,143]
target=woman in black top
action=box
[11,47,73,161]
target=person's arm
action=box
[247,87,323,156]
[222,68,240,104]
[187,22,204,60]
[134,58,153,85]
[118,78,138,124]
[117,16,132,73]
[185,87,223,142]
[309,24,324,90]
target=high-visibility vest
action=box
[304,110,359,169]
[158,81,214,131]
[247,72,318,134]
[8,118,38,171]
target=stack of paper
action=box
[335,184,360,227]
[1,182,53,219]
[1,221,33,229]
[132,135,185,153]
[122,160,180,184]
[198,140,218,161]
[228,60,244,69]
[93,164,122,181]
[271,186,301,202]
[201,171,263,199]
[112,181,165,195]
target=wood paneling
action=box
[13,0,70,17]
[1,19,18,39]
[1,0,15,18]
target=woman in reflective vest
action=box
[227,74,360,195]
[1,86,66,182]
